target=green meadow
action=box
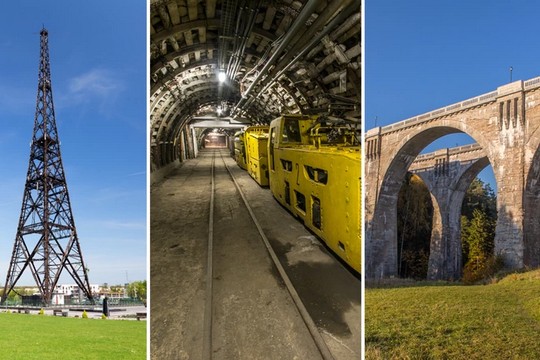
[366,270,540,359]
[0,313,146,359]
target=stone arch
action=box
[408,156,491,280]
[435,156,491,279]
[367,121,499,279]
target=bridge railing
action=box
[413,143,483,162]
[408,143,486,174]
[524,76,540,89]
[377,90,498,135]
[367,75,540,138]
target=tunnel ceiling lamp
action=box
[218,71,226,83]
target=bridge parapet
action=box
[366,76,540,139]
[409,144,485,173]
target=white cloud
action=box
[57,68,124,113]
[68,68,121,96]
[100,220,146,230]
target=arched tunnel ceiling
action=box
[150,0,361,148]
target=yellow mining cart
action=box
[233,130,247,170]
[268,114,361,273]
[244,126,270,186]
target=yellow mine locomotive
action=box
[244,126,270,186]
[268,114,361,273]
[233,130,247,170]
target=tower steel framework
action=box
[1,29,93,305]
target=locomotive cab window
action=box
[269,127,275,171]
[281,118,301,143]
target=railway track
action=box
[202,149,335,360]
[151,148,360,359]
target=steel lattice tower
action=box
[1,28,93,305]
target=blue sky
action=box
[366,0,540,191]
[0,1,146,286]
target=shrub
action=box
[463,255,504,284]
[82,310,88,319]
[101,314,107,320]
[38,308,44,315]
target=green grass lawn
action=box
[0,312,146,359]
[366,270,540,359]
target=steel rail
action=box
[202,152,216,359]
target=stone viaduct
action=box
[409,144,487,280]
[365,77,540,279]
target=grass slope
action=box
[0,313,146,359]
[366,270,540,359]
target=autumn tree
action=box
[461,178,498,282]
[397,173,433,278]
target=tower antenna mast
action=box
[2,29,93,305]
